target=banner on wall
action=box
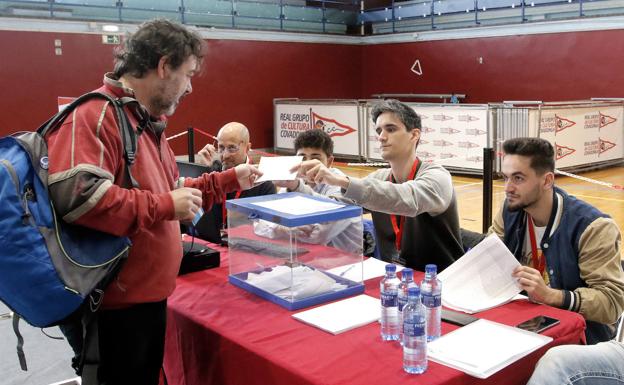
[274,103,360,156]
[531,106,624,169]
[367,105,489,171]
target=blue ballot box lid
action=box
[225,192,362,227]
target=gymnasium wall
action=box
[0,31,362,153]
[2,28,624,153]
[361,29,624,105]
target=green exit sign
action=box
[102,35,120,44]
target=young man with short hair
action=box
[257,129,361,253]
[286,128,345,196]
[293,99,463,271]
[489,137,624,344]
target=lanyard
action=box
[527,215,546,275]
[389,158,420,251]
[222,190,242,226]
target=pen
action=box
[339,264,356,277]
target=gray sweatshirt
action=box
[339,161,463,271]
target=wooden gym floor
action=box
[338,164,624,259]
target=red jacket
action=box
[46,74,239,308]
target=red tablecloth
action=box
[164,242,585,385]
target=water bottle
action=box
[397,268,417,343]
[380,264,401,341]
[421,264,442,341]
[403,286,427,374]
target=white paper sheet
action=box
[255,156,303,183]
[292,294,380,334]
[251,195,345,216]
[428,319,552,379]
[328,258,405,282]
[438,234,522,313]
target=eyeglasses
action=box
[216,142,243,154]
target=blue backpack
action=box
[0,92,143,371]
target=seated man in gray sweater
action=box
[293,99,463,271]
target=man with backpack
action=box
[45,19,260,384]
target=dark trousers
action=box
[97,300,167,385]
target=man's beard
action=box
[506,193,538,212]
[151,84,177,116]
[152,96,175,116]
[506,200,528,212]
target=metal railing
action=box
[1,0,623,34]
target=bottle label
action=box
[422,294,441,308]
[398,295,407,311]
[404,319,426,337]
[381,292,398,307]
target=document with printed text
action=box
[438,234,522,313]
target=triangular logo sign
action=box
[599,138,616,154]
[311,111,356,137]
[411,60,422,76]
[599,113,617,129]
[555,143,576,160]
[555,115,576,134]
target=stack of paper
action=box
[292,294,380,334]
[438,235,522,313]
[428,319,552,378]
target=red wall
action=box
[0,31,362,154]
[2,28,624,154]
[361,30,624,104]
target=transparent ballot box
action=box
[226,192,364,310]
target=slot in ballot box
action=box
[226,192,364,310]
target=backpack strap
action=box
[12,313,27,370]
[115,96,148,189]
[79,289,104,385]
[38,92,144,188]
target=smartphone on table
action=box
[516,315,560,333]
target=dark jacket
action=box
[495,186,624,344]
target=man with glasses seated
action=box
[195,122,276,235]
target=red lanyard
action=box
[527,215,546,275]
[389,158,420,251]
[222,190,242,225]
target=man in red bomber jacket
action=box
[46,19,261,385]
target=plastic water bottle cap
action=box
[402,268,413,279]
[385,264,396,272]
[425,264,437,274]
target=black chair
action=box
[460,228,486,252]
